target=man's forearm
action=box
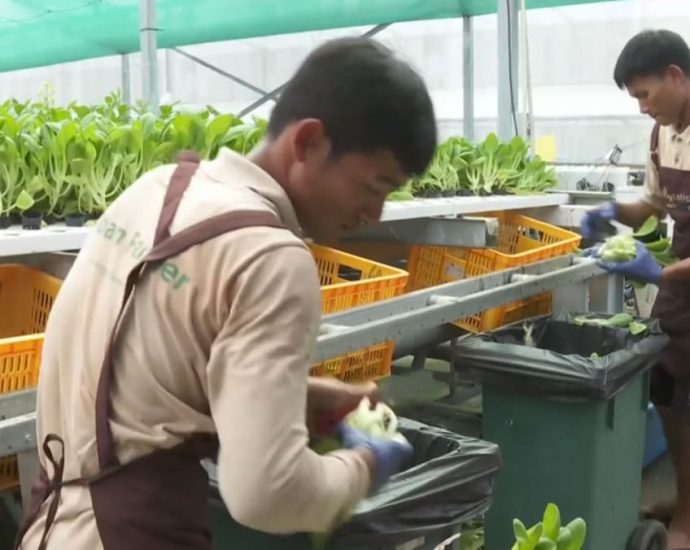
[306,377,378,414]
[662,258,690,282]
[614,200,661,229]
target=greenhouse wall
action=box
[0,0,685,165]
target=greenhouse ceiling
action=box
[1,0,624,73]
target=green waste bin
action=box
[210,507,311,550]
[207,418,501,550]
[443,313,670,550]
[483,371,648,550]
[209,507,462,550]
[0,493,19,550]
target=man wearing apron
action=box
[16,37,435,549]
[582,30,690,549]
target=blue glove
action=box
[337,423,413,494]
[598,241,663,285]
[581,202,617,240]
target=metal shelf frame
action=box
[0,194,569,257]
[0,257,617,461]
[0,225,89,257]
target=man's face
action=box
[285,121,408,242]
[627,67,687,126]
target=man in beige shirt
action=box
[18,37,436,549]
[582,30,690,549]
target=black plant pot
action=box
[65,213,87,227]
[9,213,21,225]
[442,190,455,197]
[0,215,10,229]
[457,188,473,197]
[21,211,43,230]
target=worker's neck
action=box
[249,141,289,190]
[674,87,690,133]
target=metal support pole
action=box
[552,281,589,313]
[497,0,519,140]
[171,47,269,96]
[165,48,173,97]
[462,16,475,141]
[238,23,390,118]
[18,451,39,507]
[589,274,625,313]
[140,0,159,111]
[121,54,131,106]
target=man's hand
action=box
[598,241,663,285]
[337,423,413,494]
[307,377,380,435]
[580,202,617,240]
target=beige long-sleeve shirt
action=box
[20,148,369,549]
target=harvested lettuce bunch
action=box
[598,235,637,262]
[573,313,648,336]
[309,397,408,549]
[345,397,409,444]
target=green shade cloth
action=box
[0,0,624,72]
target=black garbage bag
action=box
[328,418,501,549]
[207,418,500,550]
[432,312,669,401]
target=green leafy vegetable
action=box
[629,321,648,336]
[598,235,637,262]
[633,216,659,239]
[512,504,586,550]
[573,312,634,328]
[399,134,558,201]
[458,523,485,550]
[343,397,408,444]
[573,313,648,336]
[0,88,268,222]
[542,503,561,541]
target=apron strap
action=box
[153,151,201,247]
[95,154,286,469]
[651,122,661,172]
[37,435,67,550]
[14,435,66,550]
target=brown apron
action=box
[649,123,690,377]
[15,152,285,549]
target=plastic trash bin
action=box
[441,313,669,550]
[207,418,501,550]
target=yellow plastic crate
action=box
[407,212,581,332]
[309,244,408,382]
[0,265,62,490]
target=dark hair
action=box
[268,37,436,176]
[614,29,690,89]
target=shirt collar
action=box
[201,148,302,236]
[671,124,690,143]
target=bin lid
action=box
[432,312,669,401]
